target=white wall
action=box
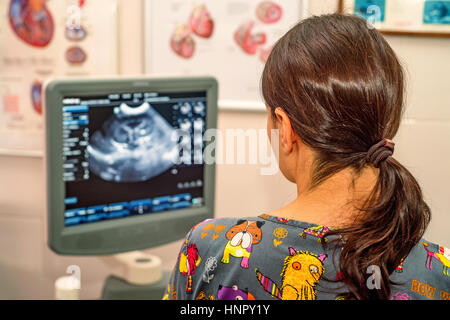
[0,0,449,299]
[387,34,450,244]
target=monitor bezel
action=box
[45,76,218,255]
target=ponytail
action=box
[325,157,430,299]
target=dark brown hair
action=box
[262,14,430,299]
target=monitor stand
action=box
[100,251,170,300]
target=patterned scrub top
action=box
[163,214,450,300]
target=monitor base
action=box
[100,271,170,300]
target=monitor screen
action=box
[46,77,217,255]
[62,90,207,227]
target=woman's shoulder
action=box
[187,214,333,246]
[186,216,268,246]
[189,216,270,235]
[187,214,322,242]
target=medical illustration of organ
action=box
[234,1,282,63]
[65,24,87,42]
[189,4,214,38]
[170,4,215,59]
[170,24,196,59]
[65,46,87,64]
[234,21,267,55]
[64,0,88,65]
[8,0,54,47]
[65,0,87,41]
[255,1,282,24]
[87,102,179,183]
[31,80,42,114]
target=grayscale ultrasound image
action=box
[87,102,179,182]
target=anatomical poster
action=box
[0,0,118,156]
[341,0,450,34]
[145,0,308,110]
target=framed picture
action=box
[338,0,450,37]
[0,0,119,156]
[144,0,309,111]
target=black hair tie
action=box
[366,138,395,168]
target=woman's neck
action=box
[270,167,378,228]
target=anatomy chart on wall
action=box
[145,0,308,110]
[0,0,118,155]
[341,0,450,36]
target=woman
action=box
[164,14,450,300]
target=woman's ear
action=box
[273,107,296,153]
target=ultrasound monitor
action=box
[45,77,218,255]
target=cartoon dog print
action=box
[221,219,264,269]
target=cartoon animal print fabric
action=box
[300,225,330,243]
[255,246,327,300]
[423,242,450,276]
[217,285,255,300]
[178,239,202,293]
[166,215,450,300]
[221,220,264,269]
